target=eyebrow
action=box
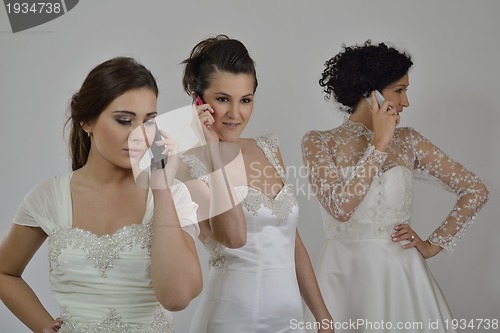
[112,110,158,116]
[214,92,254,98]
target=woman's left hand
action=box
[149,130,180,189]
[392,224,442,259]
[42,318,63,333]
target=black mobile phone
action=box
[150,124,168,169]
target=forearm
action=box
[0,274,54,333]
[206,143,247,247]
[295,233,332,322]
[150,189,202,311]
[307,144,387,222]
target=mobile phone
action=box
[366,90,385,108]
[195,93,204,106]
[149,124,168,169]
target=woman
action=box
[301,41,489,332]
[0,57,202,333]
[177,35,334,333]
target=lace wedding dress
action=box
[13,174,199,333]
[183,134,305,333]
[301,119,489,333]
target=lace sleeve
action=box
[410,128,489,254]
[301,130,388,222]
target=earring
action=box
[86,131,91,138]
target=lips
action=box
[222,122,241,128]
[125,148,145,157]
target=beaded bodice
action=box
[181,134,299,268]
[13,174,200,332]
[48,224,173,333]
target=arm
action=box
[150,183,202,311]
[189,100,247,248]
[301,130,388,222]
[294,231,334,332]
[202,142,247,248]
[179,144,247,248]
[411,128,489,255]
[0,224,59,333]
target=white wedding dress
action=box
[183,134,305,333]
[301,119,489,333]
[13,173,199,333]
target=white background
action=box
[1,1,499,332]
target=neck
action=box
[349,102,373,130]
[77,155,134,188]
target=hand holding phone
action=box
[195,94,204,106]
[193,93,218,143]
[150,124,168,169]
[366,90,386,108]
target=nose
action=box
[226,101,240,118]
[129,124,150,146]
[401,92,410,107]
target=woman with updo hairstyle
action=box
[301,40,489,332]
[0,57,202,333]
[177,35,333,333]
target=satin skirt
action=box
[304,239,456,333]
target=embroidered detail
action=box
[242,184,297,224]
[204,238,227,268]
[58,306,173,333]
[179,153,209,184]
[49,224,152,278]
[301,119,489,253]
[254,134,286,181]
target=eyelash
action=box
[116,118,156,126]
[116,119,132,125]
[215,97,253,103]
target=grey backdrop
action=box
[1,1,498,332]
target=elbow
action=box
[481,183,490,203]
[156,282,202,312]
[333,213,352,223]
[322,203,352,222]
[220,232,247,249]
[159,295,192,312]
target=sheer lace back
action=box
[302,118,489,254]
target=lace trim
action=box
[204,238,227,268]
[59,306,173,333]
[49,225,152,278]
[302,124,488,251]
[242,184,297,224]
[254,134,286,181]
[179,153,209,184]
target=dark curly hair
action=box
[181,34,257,97]
[319,40,413,113]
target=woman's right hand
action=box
[191,102,219,143]
[42,318,62,333]
[369,91,398,152]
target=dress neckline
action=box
[343,117,374,136]
[66,172,152,237]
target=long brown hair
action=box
[66,57,158,170]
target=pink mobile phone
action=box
[195,94,204,106]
